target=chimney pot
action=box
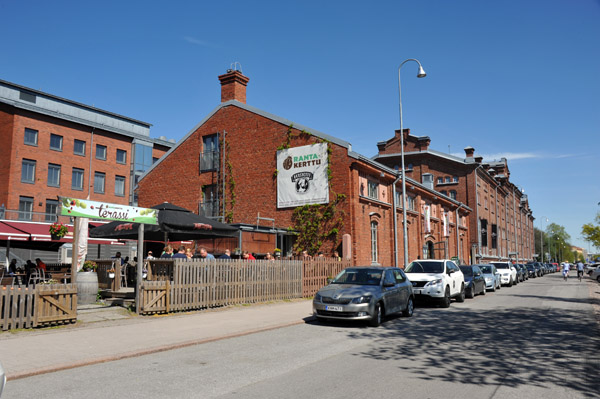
[218,70,250,103]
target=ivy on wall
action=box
[219,136,236,223]
[276,124,345,255]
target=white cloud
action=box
[183,36,217,47]
[479,152,541,161]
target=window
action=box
[94,172,106,194]
[480,219,488,247]
[453,176,459,182]
[384,270,395,286]
[437,177,443,184]
[18,196,33,220]
[116,149,127,164]
[96,144,107,160]
[371,221,378,264]
[367,181,379,200]
[406,163,413,171]
[21,159,36,183]
[72,168,84,190]
[445,176,451,183]
[24,128,38,146]
[491,224,498,249]
[449,190,457,200]
[45,199,59,222]
[200,134,219,171]
[47,163,61,187]
[50,134,63,151]
[440,190,448,196]
[134,143,153,172]
[74,139,86,156]
[199,184,219,217]
[19,91,36,103]
[115,175,126,196]
[406,195,415,211]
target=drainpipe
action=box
[221,130,227,221]
[512,187,518,262]
[392,172,402,268]
[88,127,95,199]
[473,164,484,261]
[495,183,500,259]
[504,191,509,260]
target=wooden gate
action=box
[141,280,170,314]
[35,284,77,325]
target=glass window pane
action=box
[18,196,33,220]
[94,172,105,193]
[74,140,86,156]
[96,144,107,160]
[72,168,84,190]
[116,149,127,164]
[48,164,61,187]
[45,199,58,222]
[50,134,63,151]
[115,175,125,196]
[21,159,36,183]
[24,128,38,145]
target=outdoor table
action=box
[50,273,71,283]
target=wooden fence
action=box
[0,284,77,331]
[141,258,350,315]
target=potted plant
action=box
[274,248,281,257]
[78,260,99,305]
[82,260,97,272]
[49,222,68,240]
[107,267,115,279]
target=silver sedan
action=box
[313,267,414,327]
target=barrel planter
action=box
[77,271,99,305]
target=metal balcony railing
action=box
[198,199,220,218]
[199,151,219,172]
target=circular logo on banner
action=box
[292,172,313,195]
[283,156,293,170]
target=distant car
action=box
[459,265,487,298]
[313,267,415,327]
[490,262,518,286]
[585,263,600,275]
[590,267,600,283]
[525,263,536,278]
[405,259,465,307]
[479,264,501,291]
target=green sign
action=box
[451,256,459,261]
[60,197,158,224]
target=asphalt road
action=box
[4,273,600,398]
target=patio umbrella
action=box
[89,202,238,242]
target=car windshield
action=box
[405,261,444,274]
[491,262,509,269]
[459,266,473,276]
[331,268,382,285]
[480,266,492,274]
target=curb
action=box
[7,317,313,381]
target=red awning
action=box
[0,222,30,241]
[1,221,124,245]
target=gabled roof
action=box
[374,148,468,165]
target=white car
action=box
[590,266,600,283]
[404,259,465,307]
[490,262,518,286]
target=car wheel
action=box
[481,283,486,295]
[596,276,600,283]
[490,283,496,292]
[467,285,475,299]
[456,284,465,303]
[507,277,513,287]
[402,297,414,317]
[369,302,382,327]
[440,287,451,308]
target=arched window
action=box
[371,221,378,264]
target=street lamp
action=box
[397,58,426,267]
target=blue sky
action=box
[1,0,599,251]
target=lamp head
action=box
[417,66,427,78]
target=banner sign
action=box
[443,212,449,237]
[424,205,431,233]
[60,197,158,224]
[277,143,329,208]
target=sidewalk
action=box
[0,299,314,380]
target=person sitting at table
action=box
[160,245,174,258]
[8,259,17,275]
[35,258,47,271]
[172,246,188,259]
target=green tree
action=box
[581,212,600,250]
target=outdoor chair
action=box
[120,262,127,288]
[28,269,41,286]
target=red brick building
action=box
[374,129,535,264]
[137,70,471,266]
[0,79,173,222]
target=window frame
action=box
[116,149,127,165]
[115,175,126,197]
[49,134,63,151]
[18,196,34,221]
[74,139,86,156]
[47,163,61,187]
[24,128,38,146]
[367,180,379,200]
[96,144,107,160]
[94,171,106,194]
[72,168,84,191]
[370,221,378,264]
[45,199,59,222]
[21,159,36,183]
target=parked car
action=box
[513,264,525,282]
[313,267,414,327]
[460,265,486,297]
[460,265,487,298]
[527,262,543,277]
[585,263,600,275]
[590,266,600,283]
[525,263,537,278]
[479,264,501,291]
[404,259,465,307]
[490,262,518,286]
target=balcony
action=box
[199,199,220,219]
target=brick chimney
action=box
[464,146,475,158]
[218,70,250,103]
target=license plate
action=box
[326,305,343,311]
[413,288,423,295]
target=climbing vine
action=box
[276,124,344,254]
[219,136,236,223]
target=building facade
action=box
[0,79,174,222]
[137,70,471,266]
[375,129,535,264]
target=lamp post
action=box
[397,58,426,267]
